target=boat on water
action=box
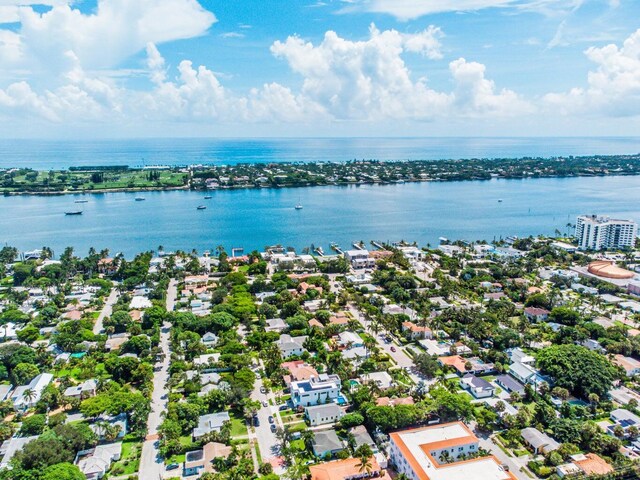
[498,199,503,203]
[75,200,88,204]
[135,197,146,201]
[65,211,83,216]
[315,246,324,256]
[204,196,212,199]
[197,205,207,210]
[295,204,303,210]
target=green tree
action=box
[536,344,615,399]
[42,463,85,480]
[11,362,39,386]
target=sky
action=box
[0,0,639,138]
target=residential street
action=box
[93,287,119,334]
[347,303,426,384]
[139,278,177,480]
[249,374,285,475]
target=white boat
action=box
[295,204,303,210]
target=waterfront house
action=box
[343,250,375,269]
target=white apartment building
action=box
[389,422,515,480]
[575,215,637,251]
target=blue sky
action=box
[0,0,639,137]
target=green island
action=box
[2,153,640,194]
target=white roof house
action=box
[338,331,363,348]
[276,334,308,358]
[201,332,219,347]
[129,296,152,310]
[360,371,394,390]
[193,412,231,439]
[11,373,54,411]
[63,379,98,399]
[0,435,38,468]
[76,442,122,480]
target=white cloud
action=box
[544,28,640,116]
[220,32,244,39]
[352,0,515,20]
[341,0,585,20]
[270,24,452,120]
[449,58,532,116]
[3,0,216,72]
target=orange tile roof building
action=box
[309,456,390,480]
[389,422,515,480]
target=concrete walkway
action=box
[139,279,177,480]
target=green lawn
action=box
[107,439,141,477]
[230,417,248,437]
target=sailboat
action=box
[295,196,303,210]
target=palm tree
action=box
[22,388,36,406]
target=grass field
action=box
[1,168,188,193]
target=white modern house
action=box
[291,374,342,408]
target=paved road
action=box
[93,288,119,335]
[347,302,439,388]
[250,375,285,475]
[139,279,177,480]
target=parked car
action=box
[268,416,274,424]
[262,400,268,407]
[253,416,260,427]
[270,424,277,432]
[279,405,288,411]
[166,463,179,471]
[260,386,267,394]
[390,346,397,352]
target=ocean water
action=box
[0,137,639,170]
[1,175,639,257]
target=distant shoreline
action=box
[2,154,640,196]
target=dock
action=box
[370,241,387,250]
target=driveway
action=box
[93,288,119,335]
[139,278,177,480]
